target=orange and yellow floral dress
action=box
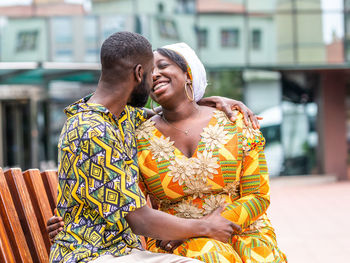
[136,110,287,263]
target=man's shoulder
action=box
[59,111,120,147]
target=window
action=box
[52,17,72,44]
[157,18,179,39]
[158,2,164,13]
[251,29,262,50]
[85,17,98,44]
[16,30,38,52]
[196,28,208,48]
[176,0,195,14]
[221,29,240,48]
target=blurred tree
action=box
[205,70,243,100]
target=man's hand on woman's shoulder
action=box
[197,96,262,129]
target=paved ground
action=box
[268,176,350,263]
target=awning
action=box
[0,62,101,85]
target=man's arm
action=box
[126,205,240,243]
[197,96,262,129]
[47,206,241,243]
[143,97,261,128]
[143,106,162,119]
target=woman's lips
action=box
[152,82,169,95]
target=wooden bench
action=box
[0,167,150,263]
[0,168,58,263]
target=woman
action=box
[135,43,287,263]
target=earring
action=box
[185,82,194,102]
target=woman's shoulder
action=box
[135,118,157,141]
[213,110,265,152]
[198,105,216,119]
[235,112,265,152]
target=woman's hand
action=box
[156,239,184,252]
[198,96,262,129]
[46,213,64,242]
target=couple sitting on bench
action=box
[48,31,287,263]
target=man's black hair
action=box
[156,48,187,73]
[100,31,153,83]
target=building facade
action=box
[0,0,348,180]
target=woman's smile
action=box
[153,80,169,93]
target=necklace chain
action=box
[161,115,190,135]
[160,107,200,136]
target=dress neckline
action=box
[151,110,218,159]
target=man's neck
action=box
[88,81,130,118]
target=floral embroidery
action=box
[192,150,220,182]
[202,195,226,215]
[214,110,231,125]
[174,200,204,219]
[201,124,230,150]
[241,120,261,154]
[223,181,240,197]
[168,157,196,185]
[184,179,212,199]
[159,199,172,211]
[242,123,261,140]
[242,138,250,153]
[135,119,155,139]
[149,135,174,161]
[244,217,265,234]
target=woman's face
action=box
[151,51,189,105]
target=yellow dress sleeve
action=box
[221,121,270,230]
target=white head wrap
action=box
[162,42,207,102]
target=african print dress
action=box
[136,110,287,263]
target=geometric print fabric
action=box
[137,111,287,263]
[50,94,147,263]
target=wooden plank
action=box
[0,197,17,263]
[23,169,53,253]
[5,168,49,263]
[0,168,33,263]
[40,170,58,213]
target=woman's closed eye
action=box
[157,63,169,69]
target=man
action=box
[49,32,248,263]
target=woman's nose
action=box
[152,67,160,80]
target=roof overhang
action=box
[0,62,101,85]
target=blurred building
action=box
[0,0,348,181]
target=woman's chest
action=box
[139,131,243,201]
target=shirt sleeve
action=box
[76,134,147,224]
[221,123,270,229]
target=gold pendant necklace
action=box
[160,106,200,136]
[161,115,190,135]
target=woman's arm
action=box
[221,121,270,229]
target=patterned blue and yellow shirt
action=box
[50,94,147,263]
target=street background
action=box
[0,1,349,262]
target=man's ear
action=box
[134,64,143,84]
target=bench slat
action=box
[23,169,53,253]
[40,170,58,213]
[0,168,33,263]
[0,213,16,263]
[5,168,49,263]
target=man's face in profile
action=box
[128,57,154,108]
[128,72,150,108]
